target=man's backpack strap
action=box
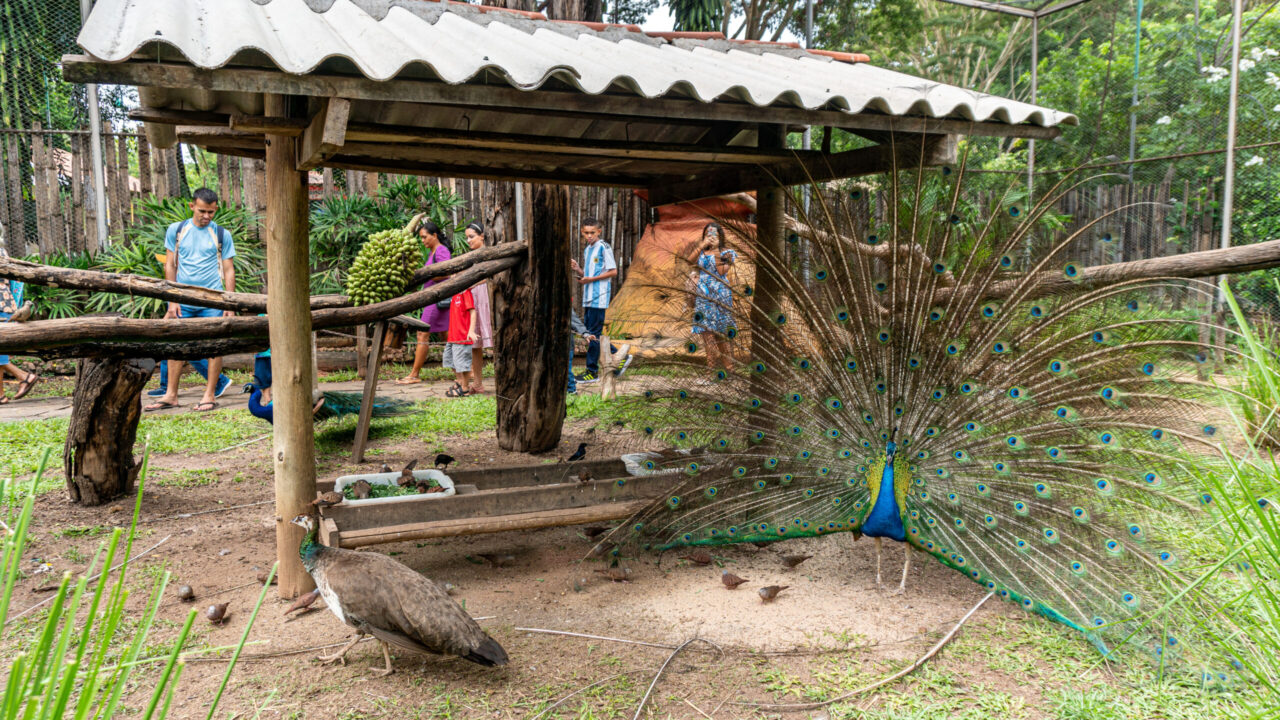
[172,219,226,273]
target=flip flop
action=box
[394,377,423,385]
[144,400,179,412]
[192,401,219,412]
[0,396,9,405]
[12,374,39,400]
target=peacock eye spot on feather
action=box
[1064,263,1079,278]
[787,233,800,244]
[1127,300,1140,312]
[933,263,947,274]
[667,496,680,508]
[743,285,754,297]
[1102,232,1113,242]
[1092,331,1108,343]
[1096,479,1111,492]
[677,390,690,399]
[992,462,1006,473]
[692,311,704,322]
[715,370,728,381]
[999,255,1014,268]
[798,450,812,460]
[1200,493,1214,505]
[866,234,879,244]
[752,362,767,374]
[774,313,787,326]
[734,467,747,477]
[1141,362,1155,375]
[725,327,738,339]
[644,426,655,435]
[992,342,1007,353]
[685,342,698,353]
[1194,351,1208,363]
[749,398,762,409]
[928,310,943,322]
[710,402,724,413]
[1029,305,1044,318]
[676,431,688,440]
[1203,425,1217,435]
[752,431,766,442]
[874,281,888,293]
[850,190,862,199]
[877,330,891,343]
[1009,206,1020,217]
[948,214,961,224]
[814,269,828,281]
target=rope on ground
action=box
[736,592,994,712]
[633,637,723,720]
[5,534,172,626]
[216,433,272,453]
[140,499,272,524]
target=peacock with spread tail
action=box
[600,157,1271,658]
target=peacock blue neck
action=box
[862,443,906,541]
[298,520,322,572]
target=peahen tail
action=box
[601,147,1275,656]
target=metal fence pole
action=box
[81,0,108,249]
[1218,0,1243,299]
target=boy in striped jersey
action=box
[570,218,631,383]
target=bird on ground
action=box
[780,555,813,570]
[257,569,277,585]
[581,526,611,539]
[577,469,594,483]
[351,479,372,500]
[205,602,230,624]
[312,491,344,508]
[566,443,588,462]
[594,567,632,582]
[435,453,456,471]
[290,513,508,675]
[475,553,516,568]
[720,571,748,589]
[680,550,713,566]
[380,463,393,474]
[397,460,419,487]
[594,160,1275,659]
[176,585,195,602]
[284,588,322,616]
[248,389,412,425]
[758,585,788,603]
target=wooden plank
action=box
[297,98,350,171]
[333,501,651,547]
[324,154,656,189]
[648,134,955,205]
[326,471,676,532]
[130,107,229,127]
[30,127,50,255]
[115,133,131,228]
[69,134,84,254]
[264,93,318,600]
[314,457,629,493]
[355,323,368,379]
[64,57,1065,141]
[351,320,386,464]
[136,137,152,196]
[152,144,170,198]
[230,111,309,137]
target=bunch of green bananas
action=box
[345,228,424,306]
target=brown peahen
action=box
[599,156,1275,660]
[291,513,508,675]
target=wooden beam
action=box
[63,57,1067,141]
[323,154,658,188]
[296,98,350,171]
[230,111,309,136]
[0,256,521,354]
[649,134,955,204]
[330,501,651,548]
[21,337,269,361]
[264,93,317,601]
[129,107,228,127]
[350,320,386,464]
[338,141,700,178]
[0,242,526,314]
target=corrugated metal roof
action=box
[77,0,1076,128]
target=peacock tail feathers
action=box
[600,154,1276,656]
[314,391,414,423]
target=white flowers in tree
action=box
[1244,155,1264,167]
[1156,115,1173,125]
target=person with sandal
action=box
[144,188,238,414]
[397,221,451,385]
[443,286,479,397]
[0,247,38,404]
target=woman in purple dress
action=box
[397,221,452,384]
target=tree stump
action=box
[64,357,155,505]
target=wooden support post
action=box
[356,323,368,379]
[265,94,318,600]
[494,183,571,453]
[597,335,631,401]
[64,357,154,505]
[352,320,387,464]
[749,125,787,432]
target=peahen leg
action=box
[887,545,911,596]
[317,633,363,666]
[874,537,883,588]
[371,641,395,677]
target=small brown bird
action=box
[351,479,372,499]
[476,553,516,568]
[397,460,418,487]
[256,569,277,585]
[721,570,748,589]
[205,602,230,624]
[415,481,431,494]
[581,526,610,539]
[283,588,321,616]
[594,567,632,582]
[758,585,789,603]
[577,469,594,483]
[176,585,195,602]
[380,463,392,474]
[780,554,813,569]
[311,491,344,508]
[750,541,773,549]
[680,550,713,566]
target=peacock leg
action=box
[887,545,911,596]
[370,641,395,677]
[317,633,364,666]
[874,537,883,588]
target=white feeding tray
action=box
[332,469,456,506]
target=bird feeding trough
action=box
[314,456,683,548]
[332,469,457,505]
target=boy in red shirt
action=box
[443,288,479,397]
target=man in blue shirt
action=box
[144,188,238,413]
[570,218,631,383]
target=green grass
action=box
[153,468,219,488]
[316,395,497,455]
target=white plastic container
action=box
[332,469,456,506]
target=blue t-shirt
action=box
[165,221,237,291]
[582,240,616,310]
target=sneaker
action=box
[215,375,232,398]
[146,387,167,397]
[576,372,600,384]
[612,354,634,378]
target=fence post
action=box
[83,0,109,250]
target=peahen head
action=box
[290,513,316,534]
[291,512,321,563]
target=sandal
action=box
[394,376,423,385]
[445,385,470,398]
[192,401,219,412]
[12,374,39,400]
[144,400,179,412]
